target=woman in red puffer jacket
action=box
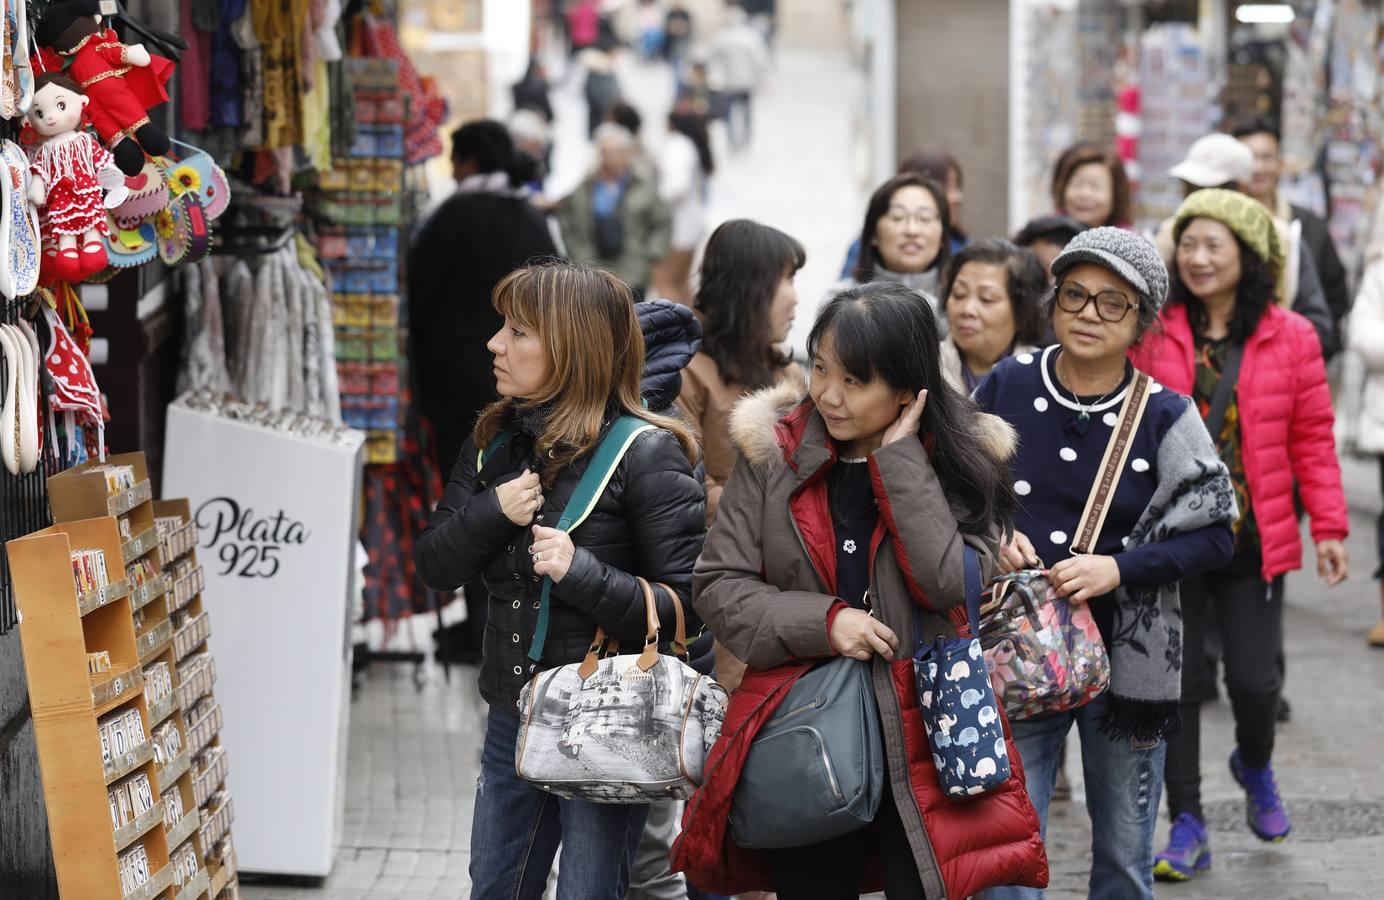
[1131,189,1349,882]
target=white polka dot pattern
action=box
[1059,447,1077,462]
[1014,480,1031,496]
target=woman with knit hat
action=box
[975,226,1236,900]
[1132,189,1349,881]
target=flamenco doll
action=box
[26,72,129,282]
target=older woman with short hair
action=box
[939,238,1048,392]
[976,228,1236,900]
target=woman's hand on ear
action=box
[881,390,928,448]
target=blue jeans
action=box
[983,693,1167,900]
[470,711,649,899]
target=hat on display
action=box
[1172,188,1285,282]
[1169,133,1255,188]
[1050,226,1171,313]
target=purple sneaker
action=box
[1154,813,1212,882]
[1230,748,1291,841]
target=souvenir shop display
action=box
[313,57,406,463]
[1137,24,1215,227]
[7,515,176,900]
[164,393,360,877]
[44,450,239,897]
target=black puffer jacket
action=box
[414,417,707,712]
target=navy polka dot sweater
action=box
[974,346,1233,640]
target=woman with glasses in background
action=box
[975,228,1235,900]
[837,173,954,333]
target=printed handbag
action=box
[914,545,1011,798]
[979,370,1149,722]
[981,568,1109,720]
[729,656,885,849]
[514,578,729,803]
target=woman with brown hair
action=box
[1051,142,1133,229]
[414,263,706,898]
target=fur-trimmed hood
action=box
[728,380,1017,469]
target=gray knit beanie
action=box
[1050,226,1170,312]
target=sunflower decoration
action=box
[154,207,178,239]
[168,164,202,198]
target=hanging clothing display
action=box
[184,241,341,423]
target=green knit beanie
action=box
[1172,188,1284,282]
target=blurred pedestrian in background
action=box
[707,5,768,151]
[840,149,967,277]
[406,120,558,665]
[1341,208,1384,648]
[1013,214,1090,282]
[841,173,953,333]
[664,1,693,65]
[1051,142,1133,229]
[557,123,672,298]
[652,103,715,303]
[511,57,554,123]
[1235,117,1352,334]
[581,37,623,137]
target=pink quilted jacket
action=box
[1132,303,1348,581]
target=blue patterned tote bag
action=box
[913,544,1011,798]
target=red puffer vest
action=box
[671,401,1048,898]
[1131,303,1348,580]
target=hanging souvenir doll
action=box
[34,0,174,177]
[26,72,129,282]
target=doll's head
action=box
[35,0,103,54]
[28,74,89,137]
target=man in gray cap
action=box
[1154,132,1337,358]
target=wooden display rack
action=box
[8,518,173,900]
[46,453,238,900]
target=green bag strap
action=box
[477,430,512,472]
[529,415,656,663]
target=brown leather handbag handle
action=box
[655,581,689,659]
[576,577,664,679]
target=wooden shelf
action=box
[175,868,209,900]
[105,740,155,786]
[210,863,229,896]
[123,862,173,900]
[92,665,145,716]
[114,801,166,853]
[158,748,192,792]
[166,807,201,853]
[137,619,174,666]
[148,690,180,730]
[108,480,154,517]
[122,526,160,565]
[130,574,168,613]
[10,519,171,899]
[79,578,133,617]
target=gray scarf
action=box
[1102,401,1238,741]
[872,265,946,337]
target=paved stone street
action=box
[243,27,1384,900]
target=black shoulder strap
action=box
[1204,343,1245,440]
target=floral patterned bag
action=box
[980,569,1110,721]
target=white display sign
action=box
[163,403,364,877]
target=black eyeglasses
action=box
[1055,281,1139,323]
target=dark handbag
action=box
[594,212,625,259]
[728,656,885,849]
[914,545,1011,797]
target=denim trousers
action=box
[982,693,1167,900]
[469,710,648,899]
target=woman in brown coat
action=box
[675,282,1047,898]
